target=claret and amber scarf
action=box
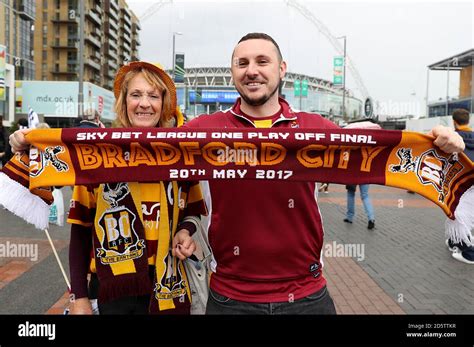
[1,127,473,242]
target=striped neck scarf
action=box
[1,127,473,245]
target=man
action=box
[78,109,102,128]
[452,108,474,161]
[446,108,474,264]
[184,33,465,314]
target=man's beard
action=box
[239,81,280,107]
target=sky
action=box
[127,0,473,116]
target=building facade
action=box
[34,0,140,90]
[176,67,363,124]
[0,0,36,81]
[427,49,473,117]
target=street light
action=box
[172,32,183,80]
[336,36,347,119]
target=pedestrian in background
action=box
[78,109,102,128]
[0,116,12,168]
[343,184,375,230]
[318,182,330,194]
[342,121,380,230]
[445,108,474,264]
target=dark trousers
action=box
[90,269,190,315]
[206,285,337,315]
[99,295,150,315]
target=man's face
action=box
[231,39,286,107]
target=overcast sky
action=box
[127,0,473,116]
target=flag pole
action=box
[43,228,71,290]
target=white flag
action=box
[28,107,39,129]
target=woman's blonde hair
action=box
[114,67,174,128]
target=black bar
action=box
[0,314,472,345]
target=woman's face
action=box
[126,72,163,128]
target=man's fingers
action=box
[433,135,447,148]
[177,244,195,258]
[174,245,186,260]
[172,236,178,250]
[180,237,194,250]
[185,242,196,256]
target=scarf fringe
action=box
[0,172,50,230]
[98,271,152,304]
[445,186,474,246]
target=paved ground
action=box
[0,184,472,314]
[319,184,474,314]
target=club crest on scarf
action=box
[154,181,187,301]
[29,146,69,177]
[96,183,146,264]
[154,251,187,300]
[390,148,464,202]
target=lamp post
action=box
[172,32,182,80]
[446,60,450,116]
[336,36,346,119]
[78,0,85,118]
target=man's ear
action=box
[280,61,287,79]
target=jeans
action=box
[206,286,337,315]
[346,184,375,222]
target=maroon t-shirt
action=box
[184,98,340,302]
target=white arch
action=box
[138,0,173,22]
[285,0,369,100]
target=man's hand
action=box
[9,129,31,153]
[172,229,196,260]
[427,125,465,154]
[69,297,93,315]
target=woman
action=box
[10,62,207,314]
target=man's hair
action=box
[236,33,283,61]
[452,108,470,125]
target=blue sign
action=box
[189,90,239,104]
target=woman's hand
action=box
[69,297,93,315]
[9,129,31,153]
[172,229,196,260]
